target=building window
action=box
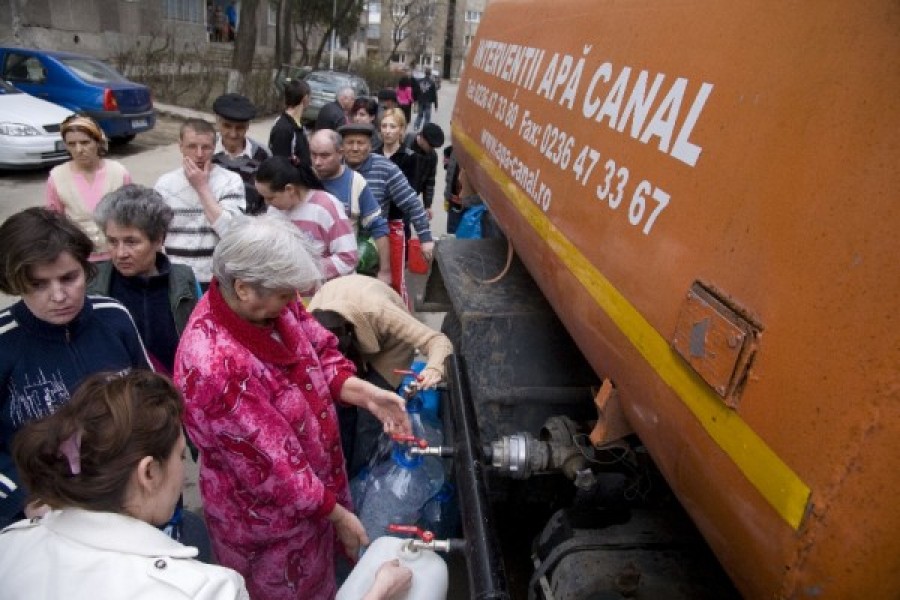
[392,2,409,19]
[465,10,481,23]
[164,0,203,23]
[268,2,277,26]
[464,34,474,47]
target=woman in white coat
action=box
[0,370,412,600]
[0,370,248,599]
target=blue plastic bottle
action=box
[420,482,460,539]
[358,444,444,541]
[400,360,441,425]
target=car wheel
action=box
[110,134,136,145]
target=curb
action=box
[154,104,216,123]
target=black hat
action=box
[337,122,375,138]
[212,93,257,121]
[420,123,445,148]
[377,89,398,102]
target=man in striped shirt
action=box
[155,119,246,290]
[337,123,435,262]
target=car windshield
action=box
[0,80,22,94]
[60,58,127,84]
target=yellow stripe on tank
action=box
[455,125,811,530]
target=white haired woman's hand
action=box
[339,377,412,437]
[328,503,369,559]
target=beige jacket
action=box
[308,274,453,388]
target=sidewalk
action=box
[154,101,218,122]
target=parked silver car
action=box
[301,70,370,125]
[0,79,72,169]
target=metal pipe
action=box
[408,445,455,457]
[446,354,511,600]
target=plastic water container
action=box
[420,482,460,539]
[336,536,448,600]
[358,445,444,541]
[400,361,441,425]
[350,466,369,509]
[407,396,443,448]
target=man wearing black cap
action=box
[405,122,444,218]
[211,93,271,215]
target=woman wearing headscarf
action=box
[46,115,131,260]
[173,215,410,600]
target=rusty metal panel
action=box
[672,284,759,405]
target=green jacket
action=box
[87,257,200,335]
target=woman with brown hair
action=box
[46,114,131,260]
[0,371,249,599]
[351,96,383,151]
[0,207,151,529]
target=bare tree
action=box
[288,0,364,68]
[228,0,259,93]
[383,0,440,67]
[274,0,294,69]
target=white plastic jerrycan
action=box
[337,535,449,600]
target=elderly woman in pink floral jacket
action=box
[173,215,410,600]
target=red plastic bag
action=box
[407,238,429,275]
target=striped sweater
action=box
[353,154,433,242]
[154,165,246,283]
[269,190,358,289]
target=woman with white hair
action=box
[173,215,410,600]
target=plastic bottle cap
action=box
[392,444,424,468]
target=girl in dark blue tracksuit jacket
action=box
[0,208,151,528]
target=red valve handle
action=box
[393,368,423,380]
[387,523,435,543]
[390,434,429,448]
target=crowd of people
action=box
[0,78,457,599]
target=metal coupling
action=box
[490,432,548,479]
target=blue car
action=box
[0,47,155,143]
